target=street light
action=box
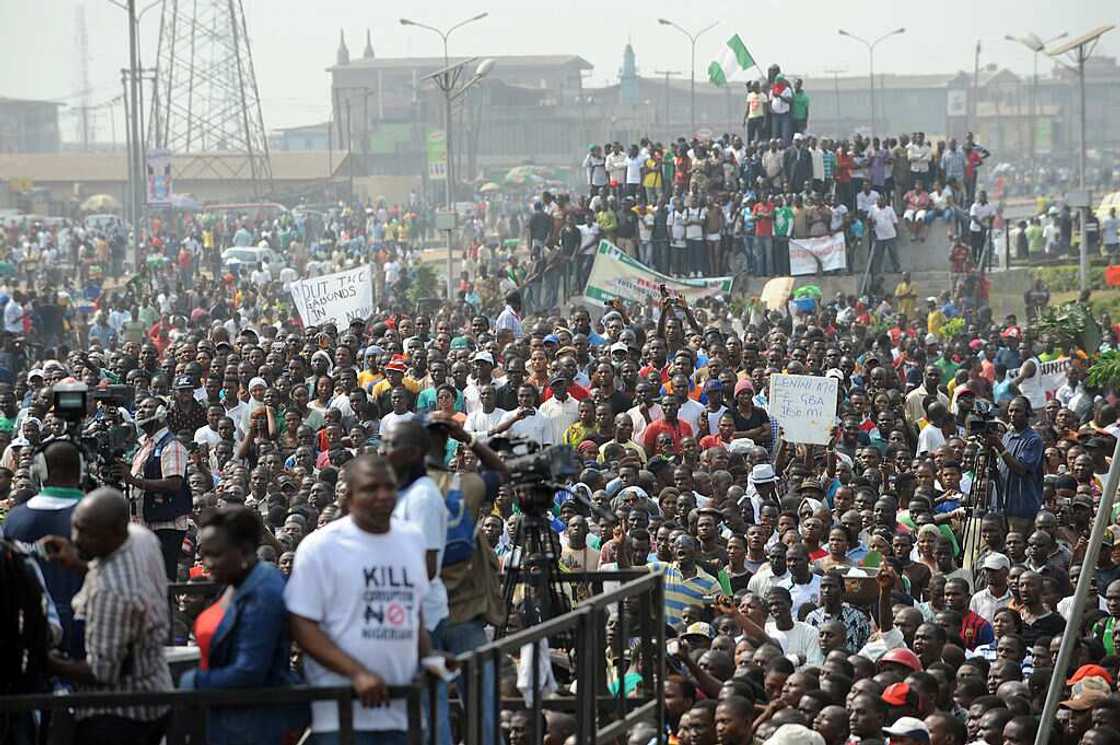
[1005,32,1067,161]
[838,27,905,135]
[658,18,718,135]
[400,14,490,299]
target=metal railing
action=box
[457,569,665,745]
[0,683,424,745]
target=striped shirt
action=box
[822,150,836,181]
[73,523,173,721]
[129,426,189,531]
[495,305,524,338]
[651,561,721,628]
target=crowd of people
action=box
[3,77,1120,745]
[563,65,995,288]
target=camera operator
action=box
[987,396,1043,536]
[115,396,191,581]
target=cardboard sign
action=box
[768,373,839,445]
[289,265,374,329]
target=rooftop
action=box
[328,53,593,72]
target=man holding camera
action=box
[116,396,191,581]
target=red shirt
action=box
[641,418,693,457]
[194,600,227,671]
[752,202,774,237]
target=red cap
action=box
[882,682,914,707]
[1068,664,1114,686]
[384,354,407,373]
[880,648,923,672]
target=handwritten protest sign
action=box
[768,373,839,445]
[289,265,374,329]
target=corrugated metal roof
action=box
[328,54,593,72]
[0,151,347,183]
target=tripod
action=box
[960,436,1004,570]
[498,507,572,640]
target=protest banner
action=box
[788,233,847,276]
[768,373,839,445]
[1009,356,1071,407]
[583,240,732,307]
[289,265,374,329]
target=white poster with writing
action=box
[768,373,839,445]
[289,265,374,329]
[788,233,847,276]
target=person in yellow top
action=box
[356,349,384,391]
[642,149,663,202]
[925,297,946,338]
[893,271,917,318]
[368,355,422,403]
[562,399,599,447]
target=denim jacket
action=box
[180,561,305,745]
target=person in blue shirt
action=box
[992,396,1043,537]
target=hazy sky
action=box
[2,0,1116,138]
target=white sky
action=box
[2,0,1116,138]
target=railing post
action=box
[337,688,354,745]
[407,683,423,745]
[462,655,479,745]
[575,609,591,745]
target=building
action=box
[0,97,63,153]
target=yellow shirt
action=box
[893,280,915,317]
[927,310,946,337]
[369,376,422,400]
[642,158,662,188]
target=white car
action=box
[221,246,287,278]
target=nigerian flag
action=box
[707,34,755,86]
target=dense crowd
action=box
[3,79,1120,745]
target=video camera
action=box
[490,437,579,518]
[966,399,1000,438]
[52,382,136,488]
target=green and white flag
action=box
[707,34,755,86]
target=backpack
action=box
[441,472,476,567]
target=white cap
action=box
[750,463,777,484]
[981,552,1010,571]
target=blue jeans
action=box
[753,235,772,277]
[309,732,408,745]
[431,618,496,745]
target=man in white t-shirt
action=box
[764,586,824,666]
[868,195,901,274]
[286,454,432,742]
[624,144,644,199]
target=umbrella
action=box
[80,194,121,212]
[479,182,502,193]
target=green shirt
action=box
[1025,224,1044,253]
[774,206,794,237]
[792,91,810,120]
[934,356,960,383]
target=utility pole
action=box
[654,70,681,133]
[824,67,846,131]
[971,40,981,135]
[76,4,93,149]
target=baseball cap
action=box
[27,368,44,380]
[981,552,1010,571]
[799,478,824,493]
[881,717,929,742]
[764,724,825,745]
[882,682,917,707]
[174,375,195,390]
[1068,664,1114,687]
[449,336,473,350]
[682,622,714,639]
[1060,690,1108,710]
[924,333,939,345]
[549,373,569,386]
[471,351,495,366]
[543,334,560,345]
[610,341,629,354]
[1072,494,1094,509]
[750,463,777,484]
[1085,436,1112,450]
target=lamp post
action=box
[1004,32,1067,162]
[400,13,488,193]
[837,27,905,135]
[657,18,718,135]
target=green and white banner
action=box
[583,240,732,307]
[708,34,755,86]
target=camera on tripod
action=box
[966,399,1001,438]
[52,382,136,487]
[491,437,579,517]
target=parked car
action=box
[221,246,287,278]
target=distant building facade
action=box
[0,97,63,153]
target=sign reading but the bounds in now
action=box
[289,265,374,329]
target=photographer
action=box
[117,396,191,581]
[988,396,1043,537]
